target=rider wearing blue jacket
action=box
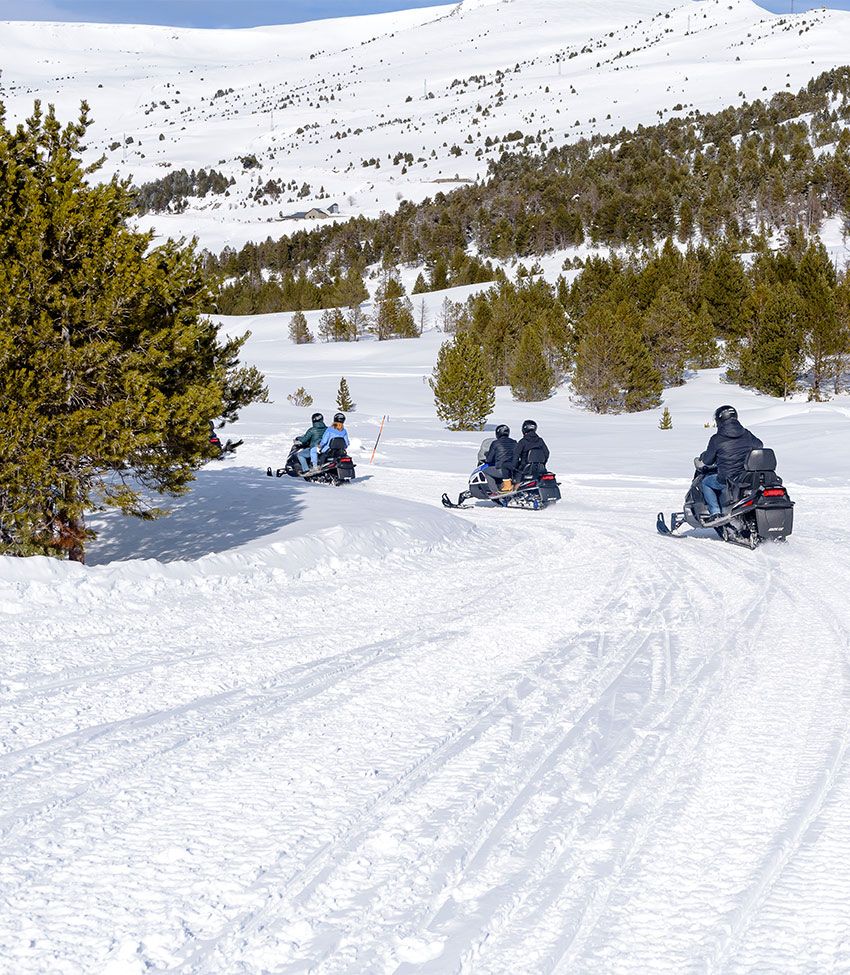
[318,413,350,461]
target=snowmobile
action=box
[657,448,794,549]
[266,437,356,486]
[208,421,242,459]
[442,456,561,511]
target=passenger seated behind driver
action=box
[317,412,350,463]
[513,419,550,478]
[483,424,518,492]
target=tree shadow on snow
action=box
[87,467,305,565]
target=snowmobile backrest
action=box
[325,436,348,458]
[477,438,495,465]
[744,448,777,472]
[520,447,548,480]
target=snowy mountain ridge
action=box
[2,0,850,249]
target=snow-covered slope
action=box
[3,289,850,972]
[3,2,850,970]
[2,0,850,248]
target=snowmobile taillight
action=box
[541,474,555,481]
[524,481,538,488]
[762,488,786,497]
[340,457,352,463]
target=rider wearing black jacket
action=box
[484,424,518,491]
[700,405,763,522]
[513,420,550,474]
[700,407,763,481]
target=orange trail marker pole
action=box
[370,415,387,464]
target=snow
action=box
[3,0,850,249]
[3,1,850,972]
[4,297,850,972]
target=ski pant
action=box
[297,446,318,471]
[701,473,726,515]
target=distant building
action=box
[283,205,340,221]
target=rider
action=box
[317,412,350,464]
[483,424,518,492]
[699,405,763,525]
[513,420,550,477]
[295,412,327,473]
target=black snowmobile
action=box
[657,448,794,549]
[208,420,242,459]
[267,437,356,486]
[442,453,561,510]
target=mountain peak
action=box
[453,0,508,14]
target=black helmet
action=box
[521,419,537,435]
[333,412,346,423]
[311,412,324,424]
[495,424,510,438]
[714,405,737,425]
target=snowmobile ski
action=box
[441,492,472,510]
[656,511,687,537]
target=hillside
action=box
[3,0,850,248]
[3,3,850,973]
[4,300,850,972]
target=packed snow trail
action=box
[3,470,850,973]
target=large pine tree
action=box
[430,330,494,430]
[0,101,266,562]
[509,326,556,401]
[737,282,802,397]
[797,241,843,399]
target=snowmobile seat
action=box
[744,448,777,472]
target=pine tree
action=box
[702,246,750,339]
[334,266,369,309]
[641,286,693,386]
[412,272,428,294]
[509,326,556,401]
[738,282,802,397]
[373,273,416,340]
[573,299,660,413]
[348,304,371,340]
[0,101,266,562]
[833,273,850,394]
[687,301,720,369]
[659,406,673,429]
[336,377,355,412]
[430,330,495,430]
[288,309,314,344]
[621,305,662,413]
[318,307,353,342]
[572,301,630,413]
[797,242,840,400]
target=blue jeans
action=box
[701,473,726,515]
[297,446,318,472]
